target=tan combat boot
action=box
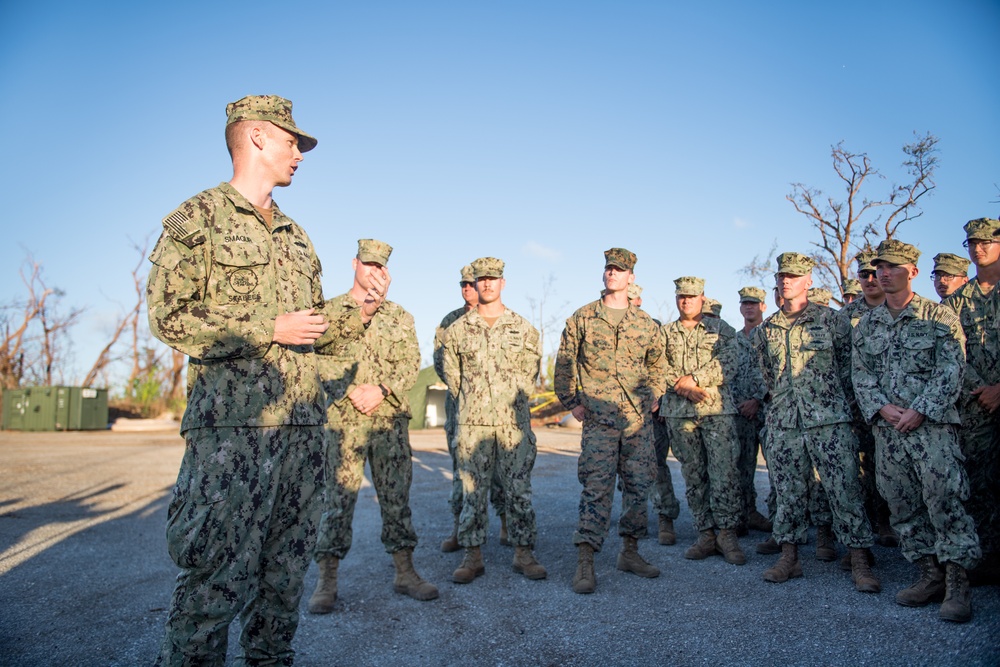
[815,525,837,561]
[849,547,881,593]
[716,528,747,565]
[441,515,461,553]
[452,546,485,584]
[756,536,780,555]
[895,556,945,607]
[617,536,660,578]
[840,547,875,572]
[512,546,548,580]
[747,510,773,533]
[572,543,597,594]
[392,548,439,601]
[499,513,511,546]
[763,543,803,583]
[658,516,676,546]
[684,529,718,560]
[939,562,972,623]
[307,555,339,614]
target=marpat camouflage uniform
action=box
[660,316,742,531]
[148,182,365,665]
[555,300,666,550]
[853,294,981,569]
[443,308,541,547]
[734,327,770,522]
[753,302,873,548]
[314,294,421,559]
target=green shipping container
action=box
[2,386,109,431]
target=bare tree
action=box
[526,274,569,390]
[747,133,939,304]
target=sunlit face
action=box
[932,271,968,299]
[603,265,633,293]
[261,124,303,187]
[776,272,811,302]
[739,300,765,324]
[875,261,916,295]
[476,276,504,305]
[966,238,1000,269]
[460,281,479,307]
[676,294,704,320]
[856,268,883,301]
[352,259,385,291]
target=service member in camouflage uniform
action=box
[752,252,879,593]
[433,265,507,552]
[932,252,970,302]
[842,279,862,304]
[945,217,1000,583]
[308,240,437,615]
[442,257,547,584]
[734,287,772,535]
[807,287,832,306]
[853,239,980,622]
[148,95,387,666]
[661,278,745,565]
[555,248,665,594]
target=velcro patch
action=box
[163,209,197,241]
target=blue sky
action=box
[1,1,998,384]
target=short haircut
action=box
[225,120,268,158]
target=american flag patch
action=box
[163,209,195,239]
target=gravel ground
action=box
[0,428,997,667]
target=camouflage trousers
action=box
[760,424,824,524]
[574,414,655,551]
[666,414,742,531]
[874,422,981,570]
[446,396,506,519]
[649,415,681,520]
[314,416,418,559]
[456,422,538,547]
[157,425,325,667]
[959,397,1000,553]
[768,422,872,548]
[853,420,888,525]
[735,413,766,520]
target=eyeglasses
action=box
[858,270,877,280]
[963,239,999,249]
[931,272,963,281]
[461,281,475,288]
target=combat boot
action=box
[815,525,837,562]
[307,555,339,614]
[756,536,780,555]
[849,547,881,593]
[452,546,485,584]
[748,510,773,533]
[840,547,875,572]
[499,513,511,546]
[658,516,676,546]
[895,556,945,607]
[716,529,747,565]
[617,536,660,578]
[512,546,548,580]
[939,562,972,623]
[876,506,899,548]
[572,543,596,594]
[392,548,439,601]
[441,515,461,553]
[763,543,803,583]
[685,529,718,560]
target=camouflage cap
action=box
[225,94,318,153]
[604,247,637,271]
[842,279,862,296]
[627,284,643,300]
[357,238,392,266]
[854,250,878,273]
[738,286,766,303]
[460,264,475,284]
[873,239,920,266]
[932,253,970,276]
[471,257,504,279]
[776,252,815,276]
[964,217,1000,241]
[674,276,705,296]
[702,297,722,316]
[807,288,831,304]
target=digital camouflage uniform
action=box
[753,294,873,550]
[314,294,421,559]
[434,302,505,520]
[660,290,742,532]
[734,321,770,520]
[853,293,981,569]
[443,307,541,547]
[149,170,366,665]
[945,218,1000,554]
[555,298,666,550]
